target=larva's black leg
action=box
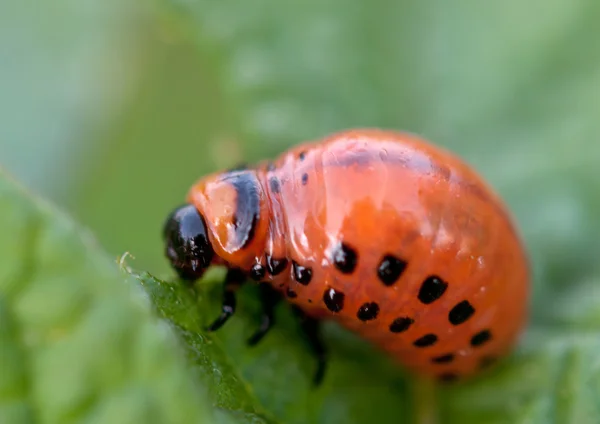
[206,268,246,332]
[247,283,281,346]
[293,306,327,386]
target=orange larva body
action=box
[183,129,529,380]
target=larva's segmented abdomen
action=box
[262,129,529,380]
[184,128,529,382]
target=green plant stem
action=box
[413,377,438,424]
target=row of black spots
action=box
[330,241,406,284]
[413,330,490,349]
[329,239,412,290]
[324,242,478,327]
[251,255,289,281]
[321,292,405,323]
[329,244,460,329]
[328,243,453,324]
[418,327,492,352]
[386,315,491,344]
[299,241,475,328]
[317,285,380,321]
[324,241,407,321]
[323,241,464,333]
[330,240,410,288]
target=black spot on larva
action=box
[308,299,313,303]
[298,151,306,161]
[269,177,281,194]
[357,302,379,321]
[479,356,497,369]
[250,264,265,281]
[471,329,492,347]
[332,242,358,274]
[286,288,297,298]
[301,173,308,185]
[377,255,407,286]
[292,261,312,285]
[438,373,459,383]
[323,288,345,312]
[432,353,455,364]
[413,333,438,347]
[266,162,276,172]
[389,317,414,333]
[418,275,448,304]
[266,256,288,275]
[448,300,475,325]
[226,172,260,250]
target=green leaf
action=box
[0,171,270,424]
[132,271,411,424]
[132,270,600,424]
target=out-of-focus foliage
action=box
[1,0,600,422]
[0,0,143,200]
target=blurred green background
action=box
[1,0,600,322]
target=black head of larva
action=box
[163,204,215,281]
